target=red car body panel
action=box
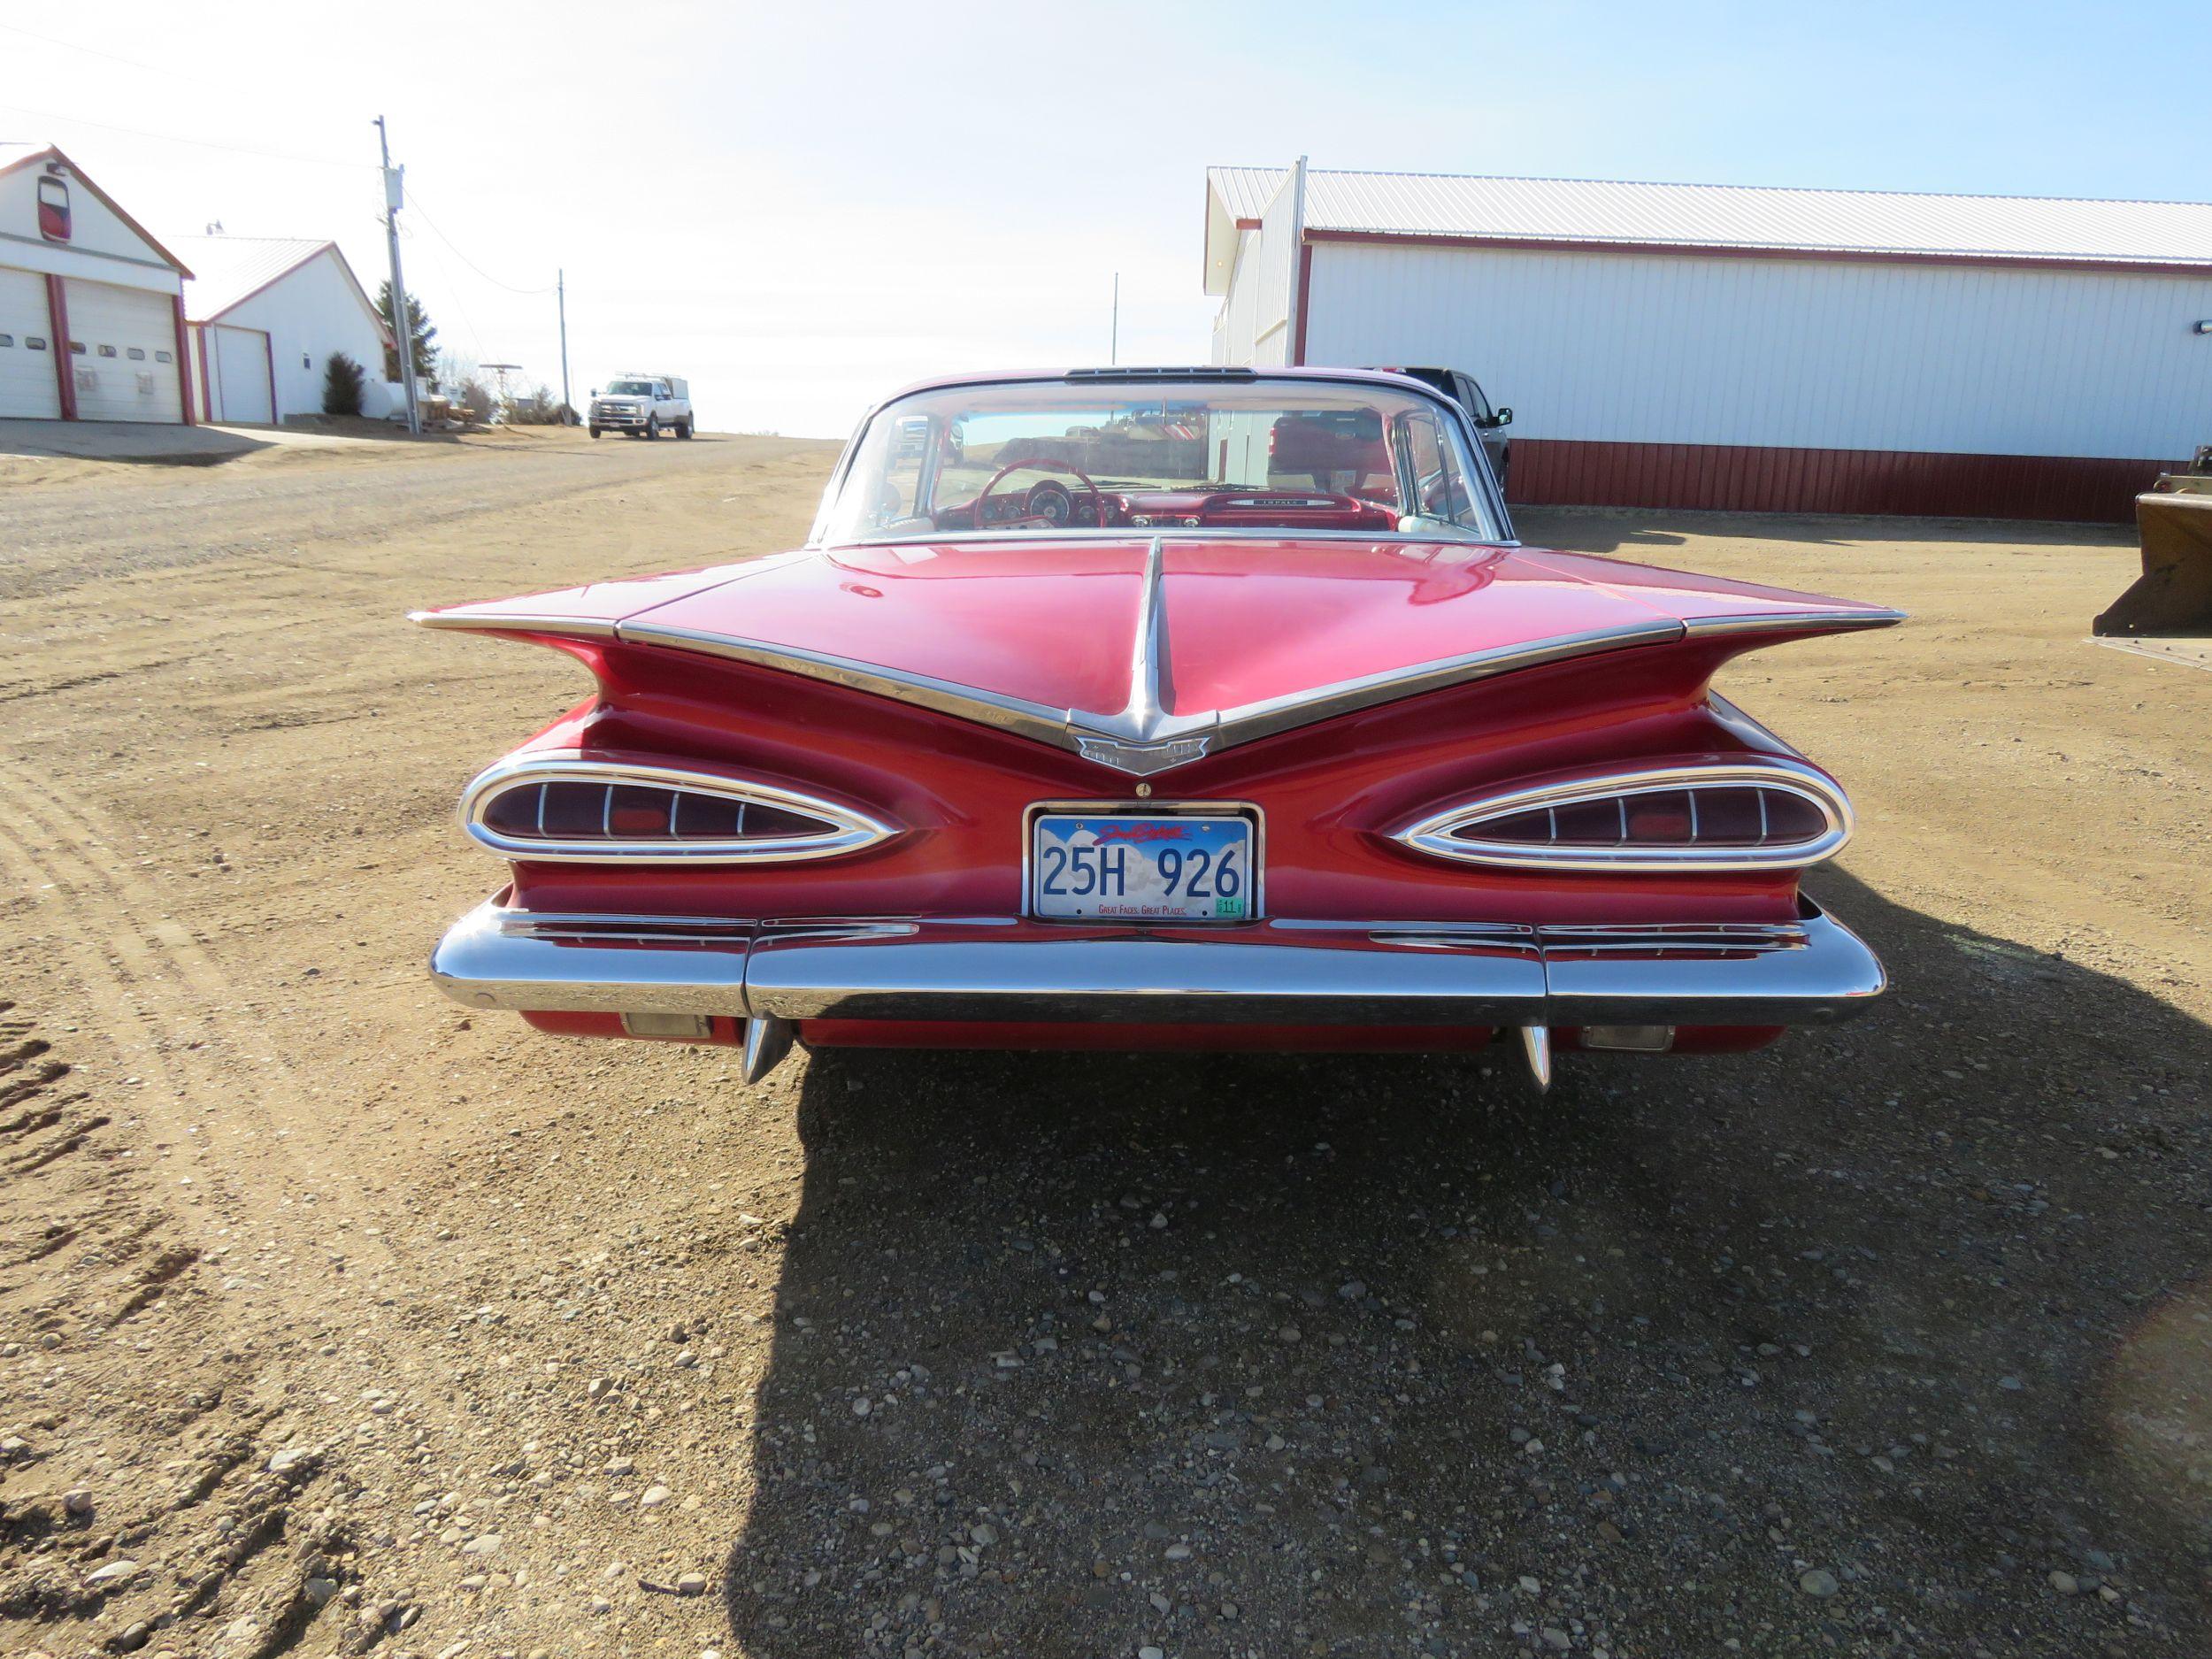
[426,537,1894,726]
[419,373,1898,1071]
[480,633,1797,931]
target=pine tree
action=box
[322,351,366,417]
[374,281,439,389]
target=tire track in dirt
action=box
[0,780,402,1289]
[0,1004,380,1659]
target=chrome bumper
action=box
[428,898,1885,1028]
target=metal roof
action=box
[177,236,335,320]
[1206,165,2212,268]
[174,235,392,343]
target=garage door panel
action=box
[211,325,273,425]
[63,278,182,424]
[0,266,61,419]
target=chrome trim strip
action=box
[744,921,1548,1025]
[1116,536,1175,738]
[610,616,1686,774]
[614,618,1083,747]
[459,752,895,864]
[1540,899,1887,1025]
[1395,757,1853,872]
[1680,607,1906,638]
[1206,620,1685,747]
[410,610,618,640]
[426,897,1885,1028]
[428,897,751,1016]
[1706,691,1807,760]
[818,525,1498,550]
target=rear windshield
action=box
[816,377,1500,544]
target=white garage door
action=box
[0,265,61,419]
[63,277,182,423]
[210,324,273,425]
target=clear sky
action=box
[2,0,2197,435]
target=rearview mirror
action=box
[1494,407,1513,426]
[589,387,598,397]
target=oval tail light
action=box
[461,757,894,864]
[1397,761,1851,872]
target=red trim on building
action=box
[171,294,195,425]
[1507,439,2180,525]
[1291,242,1313,365]
[44,274,74,420]
[1302,225,2212,280]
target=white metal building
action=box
[1206,162,2212,520]
[178,236,397,426]
[0,143,193,424]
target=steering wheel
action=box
[969,457,1106,529]
[1192,489,1393,526]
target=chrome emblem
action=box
[1073,733,1214,776]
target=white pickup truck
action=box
[588,374,692,440]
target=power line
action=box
[0,100,371,170]
[409,216,490,362]
[0,19,170,75]
[403,187,557,295]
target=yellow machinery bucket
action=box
[2095,480,2212,637]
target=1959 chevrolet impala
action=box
[417,367,1900,1091]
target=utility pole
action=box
[374,115,421,435]
[557,268,572,424]
[1110,273,1119,365]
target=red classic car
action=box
[417,367,1899,1092]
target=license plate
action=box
[1030,812,1256,922]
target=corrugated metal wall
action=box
[1293,240,2212,518]
[1211,183,1302,368]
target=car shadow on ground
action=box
[1514,504,2137,556]
[721,870,2211,1658]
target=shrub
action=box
[322,352,366,417]
[508,384,578,426]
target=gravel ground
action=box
[0,432,2205,1659]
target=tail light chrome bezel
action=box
[1395,757,1853,872]
[460,753,895,864]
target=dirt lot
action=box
[0,428,2207,1659]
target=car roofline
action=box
[817,366,1517,547]
[869,365,1445,406]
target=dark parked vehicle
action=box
[1373,366,1511,490]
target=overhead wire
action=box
[0,101,373,171]
[403,188,557,295]
[1,22,559,382]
